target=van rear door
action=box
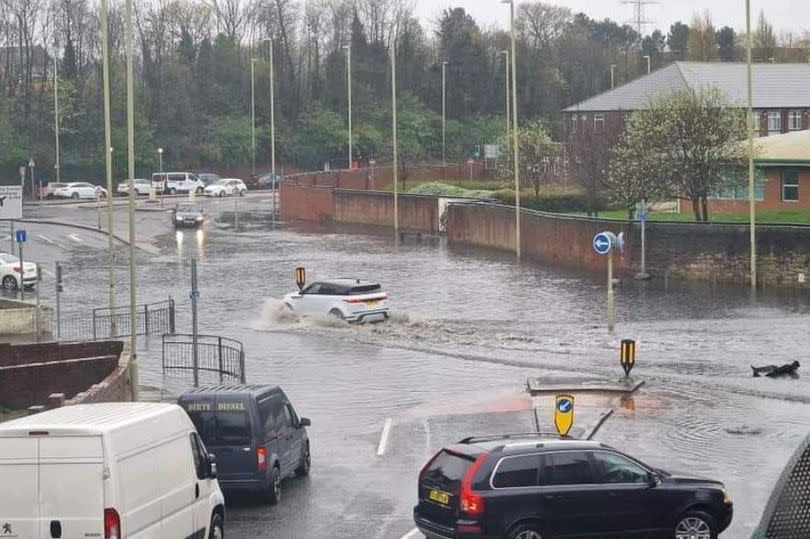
[0,437,40,538]
[38,435,105,539]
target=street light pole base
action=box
[634,271,651,281]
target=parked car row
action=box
[0,385,312,539]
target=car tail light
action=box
[460,452,490,517]
[257,446,268,473]
[104,508,121,539]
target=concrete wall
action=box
[0,299,53,337]
[0,341,132,410]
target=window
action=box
[590,451,648,484]
[540,451,593,486]
[492,454,540,488]
[571,116,578,133]
[782,169,799,202]
[768,111,782,135]
[594,114,606,133]
[713,168,766,201]
[302,283,321,294]
[789,110,803,131]
[281,403,294,428]
[422,451,474,489]
[752,112,761,137]
[190,433,208,479]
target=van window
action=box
[284,403,298,427]
[186,408,252,446]
[168,173,185,183]
[190,433,207,479]
[258,397,278,434]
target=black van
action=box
[178,385,311,504]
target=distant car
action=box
[116,178,151,196]
[178,384,311,505]
[172,202,203,228]
[204,178,247,197]
[283,279,390,323]
[52,182,107,199]
[0,252,38,290]
[41,182,68,199]
[198,173,222,186]
[250,172,281,190]
[152,172,204,195]
[414,433,733,539]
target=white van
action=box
[152,172,204,195]
[0,403,225,539]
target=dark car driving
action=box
[178,385,311,505]
[172,202,203,228]
[414,433,733,539]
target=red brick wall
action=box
[685,168,810,214]
[334,191,439,232]
[0,340,123,367]
[280,182,334,222]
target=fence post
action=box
[169,298,175,333]
[92,308,97,341]
[218,337,224,384]
[144,304,150,335]
[161,334,166,375]
[240,345,246,383]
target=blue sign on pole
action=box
[189,290,200,301]
[14,229,27,244]
[639,211,648,223]
[593,232,613,255]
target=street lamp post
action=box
[643,55,651,74]
[442,60,448,166]
[125,0,139,400]
[250,58,257,177]
[53,44,60,184]
[158,147,163,173]
[101,0,116,320]
[501,50,510,138]
[345,44,353,169]
[391,31,399,237]
[746,0,757,292]
[503,0,520,258]
[611,64,617,89]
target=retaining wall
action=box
[0,340,132,410]
[0,299,54,337]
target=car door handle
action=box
[195,483,200,499]
[543,495,558,501]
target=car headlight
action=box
[723,491,732,505]
[196,216,203,221]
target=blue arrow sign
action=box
[557,398,573,413]
[639,211,648,222]
[189,290,200,301]
[593,232,613,255]
[15,229,27,244]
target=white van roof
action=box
[0,403,187,438]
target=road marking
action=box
[67,233,82,243]
[38,234,65,249]
[377,417,393,456]
[41,268,54,276]
[399,528,422,539]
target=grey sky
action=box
[414,0,808,38]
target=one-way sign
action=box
[0,186,22,220]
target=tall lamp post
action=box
[442,60,448,166]
[101,0,116,319]
[157,147,163,173]
[125,0,139,400]
[501,50,510,138]
[53,43,60,184]
[250,58,257,177]
[746,0,757,291]
[391,30,399,237]
[345,44,353,169]
[503,0,520,258]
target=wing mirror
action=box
[207,453,218,479]
[647,472,660,488]
[299,417,311,428]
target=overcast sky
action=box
[413,0,808,38]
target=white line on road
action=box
[399,528,422,539]
[377,417,393,456]
[38,234,65,250]
[41,268,54,276]
[67,233,82,243]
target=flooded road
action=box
[19,197,810,537]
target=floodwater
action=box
[38,198,810,537]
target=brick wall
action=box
[334,190,439,232]
[279,182,334,222]
[0,341,131,410]
[698,168,810,213]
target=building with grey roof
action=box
[563,62,810,138]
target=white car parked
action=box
[283,279,390,323]
[0,252,38,290]
[204,178,247,197]
[53,182,108,199]
[116,178,151,196]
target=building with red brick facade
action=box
[563,62,810,139]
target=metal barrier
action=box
[752,432,810,538]
[161,333,246,384]
[58,300,175,342]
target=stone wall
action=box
[0,340,132,410]
[0,298,53,337]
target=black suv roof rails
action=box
[458,432,572,444]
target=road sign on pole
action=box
[554,394,575,436]
[593,231,624,333]
[15,229,27,244]
[0,186,23,220]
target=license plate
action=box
[428,489,450,505]
[366,300,381,307]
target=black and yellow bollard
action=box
[620,339,636,377]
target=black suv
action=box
[414,433,733,539]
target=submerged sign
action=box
[0,186,22,220]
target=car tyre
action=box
[218,190,224,198]
[329,308,345,320]
[197,187,204,194]
[169,188,177,195]
[71,192,79,199]
[295,442,311,477]
[264,466,282,505]
[240,189,246,196]
[508,523,543,539]
[2,275,18,290]
[208,512,224,539]
[674,511,717,539]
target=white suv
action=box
[283,279,390,323]
[152,172,204,195]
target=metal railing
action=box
[161,333,246,384]
[58,300,175,342]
